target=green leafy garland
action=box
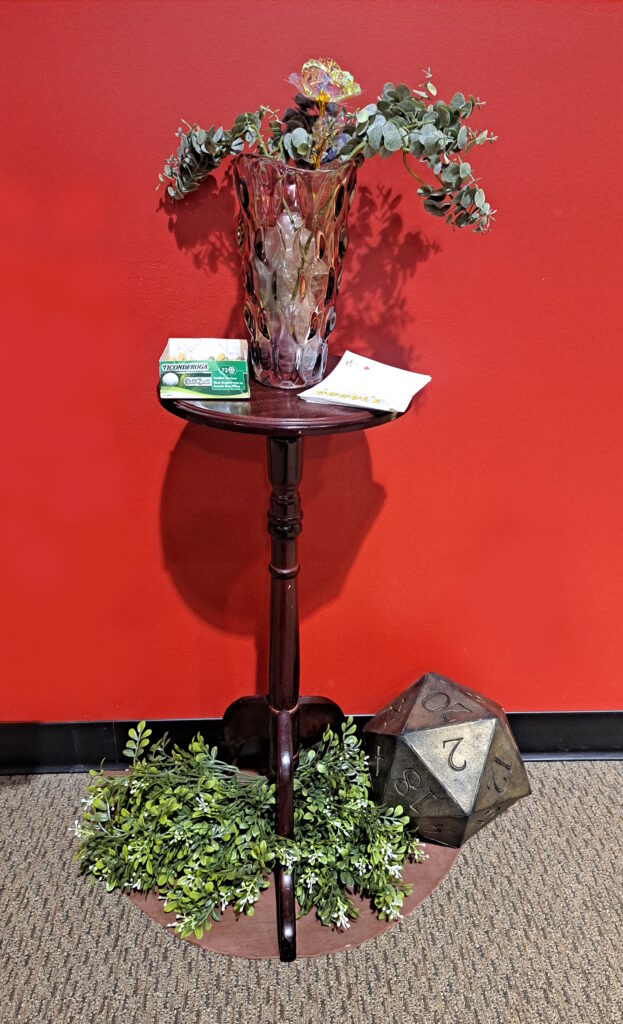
[74,720,423,938]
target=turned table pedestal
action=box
[160,359,410,961]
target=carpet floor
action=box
[0,762,621,1024]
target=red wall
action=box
[1,1,622,721]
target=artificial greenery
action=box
[74,719,423,938]
[159,58,496,233]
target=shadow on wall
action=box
[162,170,439,366]
[159,171,436,693]
[163,165,246,338]
[160,426,386,694]
[337,182,440,367]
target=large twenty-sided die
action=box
[363,673,531,847]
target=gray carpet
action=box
[0,762,621,1024]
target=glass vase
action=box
[233,153,358,389]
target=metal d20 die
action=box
[363,673,531,847]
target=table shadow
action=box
[159,166,435,695]
[160,424,386,694]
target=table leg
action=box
[266,435,302,962]
[219,436,343,962]
[221,695,343,769]
[274,708,296,960]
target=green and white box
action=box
[159,338,250,399]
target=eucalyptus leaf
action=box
[367,120,384,151]
[382,121,402,153]
[441,163,460,184]
[435,104,450,127]
[291,127,308,149]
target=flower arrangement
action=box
[74,719,423,938]
[160,57,497,233]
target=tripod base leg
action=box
[275,708,296,962]
[220,696,344,770]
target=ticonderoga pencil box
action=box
[159,338,250,399]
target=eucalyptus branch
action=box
[158,60,497,233]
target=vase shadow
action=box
[160,424,386,695]
[336,182,440,369]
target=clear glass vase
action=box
[233,153,358,389]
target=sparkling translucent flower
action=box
[288,58,361,106]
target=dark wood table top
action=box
[159,355,409,438]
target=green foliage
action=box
[159,65,497,233]
[159,112,263,200]
[293,719,422,927]
[74,720,423,939]
[122,720,152,764]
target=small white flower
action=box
[334,909,351,930]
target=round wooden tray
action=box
[129,843,459,959]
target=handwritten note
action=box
[299,351,431,413]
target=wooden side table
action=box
[160,359,411,961]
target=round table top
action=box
[159,355,409,438]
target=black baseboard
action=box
[0,712,622,774]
